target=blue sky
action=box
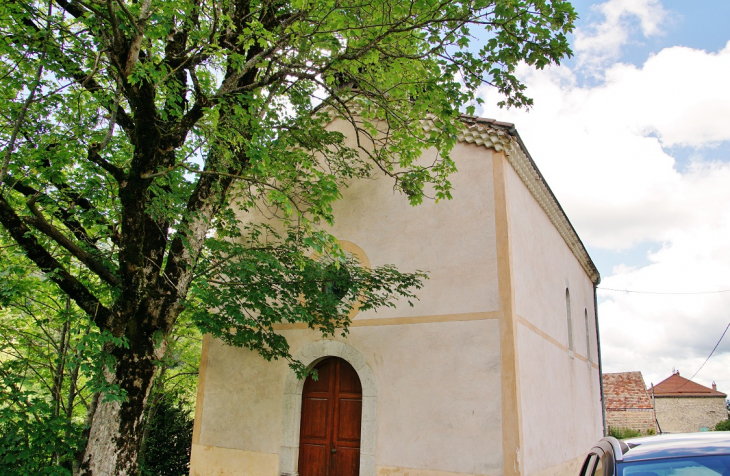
[569,0,730,69]
[475,0,730,393]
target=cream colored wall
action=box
[192,320,505,476]
[192,117,602,476]
[191,129,508,475]
[231,119,500,319]
[504,164,602,475]
[526,455,585,476]
[190,445,279,476]
[319,119,500,319]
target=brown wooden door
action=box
[298,357,362,476]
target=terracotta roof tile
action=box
[459,114,516,130]
[649,373,727,398]
[603,371,653,410]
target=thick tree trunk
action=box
[77,337,166,476]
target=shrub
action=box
[608,427,643,439]
[714,419,730,431]
[138,396,194,476]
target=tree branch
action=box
[14,10,136,134]
[53,0,85,18]
[123,0,153,77]
[87,142,125,183]
[4,174,104,248]
[23,195,121,287]
[0,195,114,330]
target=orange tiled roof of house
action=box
[649,372,727,398]
[603,371,653,410]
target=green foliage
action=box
[190,225,428,375]
[0,362,83,475]
[0,234,201,472]
[608,427,643,440]
[0,0,577,468]
[0,240,92,472]
[70,330,129,404]
[714,419,730,431]
[0,0,577,372]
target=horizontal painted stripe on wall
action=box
[272,311,501,330]
[516,314,599,370]
[376,464,496,476]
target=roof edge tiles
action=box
[653,393,728,398]
[603,371,654,411]
[650,373,727,398]
[451,116,600,284]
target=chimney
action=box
[713,381,717,391]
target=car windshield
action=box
[619,455,730,476]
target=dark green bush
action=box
[138,396,194,476]
[714,419,730,431]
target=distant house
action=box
[603,371,657,434]
[649,371,728,433]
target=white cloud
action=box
[574,0,668,70]
[598,224,730,393]
[477,41,730,250]
[475,12,730,395]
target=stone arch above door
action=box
[279,340,377,476]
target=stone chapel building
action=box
[189,115,604,476]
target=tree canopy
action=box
[0,0,576,473]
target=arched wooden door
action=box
[298,357,362,476]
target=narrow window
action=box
[566,288,574,353]
[585,308,592,364]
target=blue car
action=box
[579,432,730,476]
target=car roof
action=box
[619,432,730,462]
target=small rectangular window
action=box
[585,309,592,364]
[566,288,574,354]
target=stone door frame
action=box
[279,339,377,476]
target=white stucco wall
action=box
[504,164,602,475]
[191,127,508,476]
[191,118,603,476]
[322,119,501,319]
[194,321,505,476]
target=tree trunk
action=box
[77,337,166,476]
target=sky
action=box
[474,0,730,394]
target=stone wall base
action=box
[189,444,278,476]
[606,409,657,434]
[527,455,584,476]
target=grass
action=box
[608,427,643,439]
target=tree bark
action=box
[77,336,166,476]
